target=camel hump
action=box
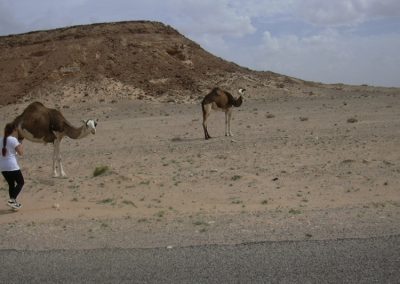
[24,101,45,111]
[19,101,67,133]
[48,109,68,132]
[202,87,225,105]
[30,101,44,107]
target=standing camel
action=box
[201,87,245,140]
[12,102,97,177]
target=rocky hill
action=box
[0,21,292,106]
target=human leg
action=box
[2,170,24,209]
[12,170,24,199]
[2,171,16,200]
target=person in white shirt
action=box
[0,122,24,210]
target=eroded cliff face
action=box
[1,21,284,105]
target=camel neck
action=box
[66,125,88,139]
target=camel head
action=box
[82,119,98,135]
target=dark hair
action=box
[2,122,16,157]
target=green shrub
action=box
[93,166,109,177]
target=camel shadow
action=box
[0,208,17,216]
[170,137,205,143]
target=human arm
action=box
[15,144,23,156]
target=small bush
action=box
[97,198,114,204]
[289,208,301,215]
[347,117,358,123]
[93,166,109,177]
[122,200,137,207]
[193,220,208,226]
[171,136,183,142]
[155,211,165,218]
[231,175,242,181]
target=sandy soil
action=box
[0,86,399,250]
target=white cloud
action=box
[164,0,256,38]
[228,0,295,17]
[296,0,400,27]
[241,29,400,86]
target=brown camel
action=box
[12,102,97,177]
[201,87,244,140]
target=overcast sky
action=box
[1,0,400,87]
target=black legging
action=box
[2,170,24,200]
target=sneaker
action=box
[10,202,22,210]
[7,199,16,208]
[7,199,22,210]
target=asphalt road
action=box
[1,235,399,283]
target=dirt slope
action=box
[0,20,288,106]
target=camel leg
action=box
[224,110,228,136]
[226,108,233,136]
[57,139,66,177]
[202,104,212,140]
[58,152,66,178]
[52,141,59,177]
[53,139,67,177]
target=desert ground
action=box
[0,84,399,250]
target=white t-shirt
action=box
[0,136,21,171]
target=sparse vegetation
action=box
[193,220,208,226]
[122,200,137,207]
[231,175,242,181]
[97,198,114,204]
[93,166,109,177]
[100,222,109,228]
[199,227,208,233]
[155,211,165,218]
[171,136,183,142]
[289,208,301,215]
[347,117,358,123]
